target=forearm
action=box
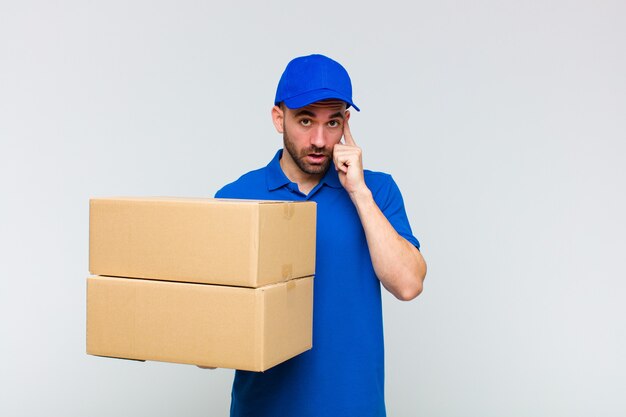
[350,188,427,301]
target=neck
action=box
[279,150,324,195]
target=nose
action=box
[310,125,326,149]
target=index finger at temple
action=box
[343,119,357,146]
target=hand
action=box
[333,119,367,196]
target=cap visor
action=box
[283,89,360,111]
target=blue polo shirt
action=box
[215,150,420,417]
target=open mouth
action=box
[306,154,328,164]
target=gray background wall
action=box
[1,1,624,416]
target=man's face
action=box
[277,100,349,176]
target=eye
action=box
[328,120,341,128]
[299,119,312,127]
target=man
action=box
[215,54,427,417]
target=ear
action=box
[345,109,351,122]
[271,105,284,133]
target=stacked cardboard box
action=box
[87,197,316,371]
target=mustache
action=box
[301,146,332,156]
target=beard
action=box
[283,128,333,176]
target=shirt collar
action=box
[265,150,291,191]
[265,149,343,191]
[319,161,342,189]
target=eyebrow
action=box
[294,110,316,118]
[293,110,345,120]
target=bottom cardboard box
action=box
[86,275,313,372]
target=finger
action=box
[334,144,361,166]
[333,150,349,173]
[343,119,357,146]
[334,158,348,173]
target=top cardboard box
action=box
[89,197,316,287]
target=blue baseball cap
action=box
[274,54,360,111]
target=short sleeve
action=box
[372,174,420,250]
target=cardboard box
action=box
[89,197,316,287]
[86,275,314,371]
